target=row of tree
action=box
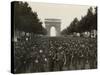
[12,1,47,35]
[61,7,97,35]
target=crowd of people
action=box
[14,35,97,73]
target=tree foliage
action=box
[13,1,47,34]
[61,7,97,35]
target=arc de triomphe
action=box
[45,19,61,36]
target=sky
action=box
[28,2,95,31]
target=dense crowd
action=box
[14,35,97,73]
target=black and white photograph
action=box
[11,1,97,74]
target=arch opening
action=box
[50,26,56,37]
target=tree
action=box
[61,7,97,35]
[77,7,94,32]
[85,7,94,31]
[12,1,47,34]
[91,7,97,30]
[61,18,79,35]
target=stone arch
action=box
[45,19,61,36]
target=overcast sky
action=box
[28,2,95,31]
